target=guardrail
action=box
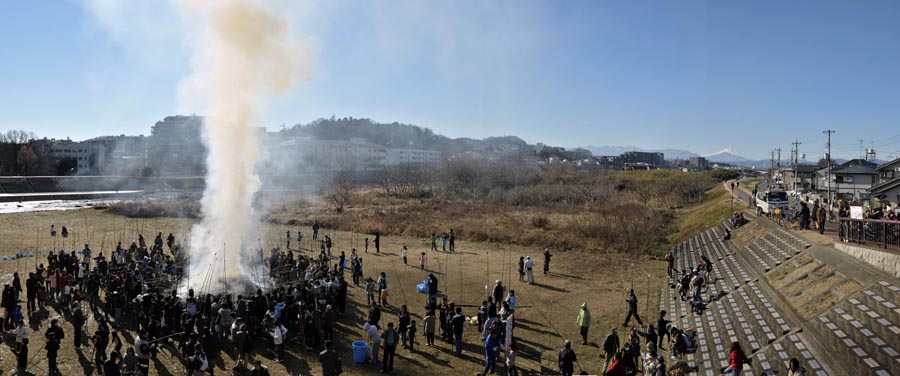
[839,218,900,249]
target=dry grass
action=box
[666,185,737,252]
[798,278,863,319]
[0,208,666,376]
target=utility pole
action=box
[824,130,835,209]
[792,139,802,191]
[769,150,776,182]
[775,147,782,186]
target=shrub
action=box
[531,215,550,229]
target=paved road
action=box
[726,179,843,238]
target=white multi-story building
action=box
[267,137,387,171]
[48,140,107,174]
[385,148,442,165]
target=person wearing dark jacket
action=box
[657,310,670,349]
[452,307,465,355]
[642,324,658,353]
[45,319,64,375]
[492,281,505,306]
[16,338,29,376]
[558,340,577,376]
[816,205,827,235]
[543,249,552,274]
[799,202,811,230]
[381,323,398,373]
[368,304,382,328]
[93,322,110,372]
[103,351,122,376]
[623,289,643,326]
[602,327,619,375]
[319,340,342,376]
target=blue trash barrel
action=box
[352,341,368,363]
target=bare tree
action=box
[325,171,354,213]
[0,130,36,144]
[16,146,42,175]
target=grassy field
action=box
[0,207,670,376]
[665,184,739,253]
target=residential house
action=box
[781,164,818,191]
[815,159,877,200]
[869,157,900,208]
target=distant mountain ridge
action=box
[284,117,529,156]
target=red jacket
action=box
[730,349,748,370]
[607,358,627,376]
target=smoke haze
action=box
[178,0,313,292]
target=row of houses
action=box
[780,157,900,207]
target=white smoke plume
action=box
[178,0,313,293]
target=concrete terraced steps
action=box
[813,280,900,376]
[661,221,830,375]
[744,229,810,273]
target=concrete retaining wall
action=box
[834,242,900,279]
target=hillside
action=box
[282,117,530,156]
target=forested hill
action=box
[283,117,529,155]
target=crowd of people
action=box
[0,217,829,376]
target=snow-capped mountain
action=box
[702,148,749,163]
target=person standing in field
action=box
[452,307,466,355]
[518,256,525,282]
[492,280,505,305]
[318,340,342,376]
[285,231,291,249]
[524,256,535,285]
[558,340,577,376]
[423,311,436,346]
[377,273,388,306]
[401,245,408,265]
[374,232,381,253]
[602,327,619,375]
[312,221,320,240]
[441,234,447,252]
[448,229,455,252]
[430,233,437,251]
[419,252,426,270]
[543,248,552,274]
[381,322,398,373]
[577,303,591,345]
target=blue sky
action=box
[2,1,900,160]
